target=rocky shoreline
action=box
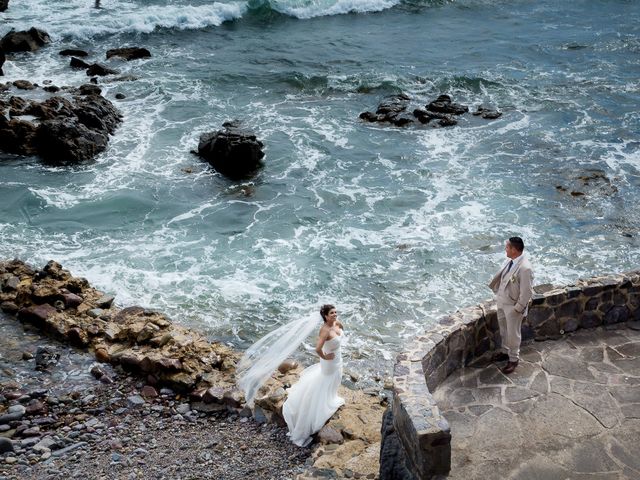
[0,357,309,480]
[0,260,386,479]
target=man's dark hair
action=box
[508,236,525,252]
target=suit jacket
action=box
[488,255,534,314]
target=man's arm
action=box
[515,266,533,313]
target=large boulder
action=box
[197,121,265,179]
[0,28,50,53]
[106,47,151,61]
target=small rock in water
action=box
[22,351,34,360]
[34,346,60,370]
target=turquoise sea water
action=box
[1,0,639,372]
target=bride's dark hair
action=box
[320,304,335,322]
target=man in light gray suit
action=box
[488,236,534,374]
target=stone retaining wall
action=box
[381,270,640,480]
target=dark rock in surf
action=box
[361,93,471,129]
[376,94,410,117]
[86,63,117,76]
[59,49,89,57]
[13,79,36,90]
[0,28,50,53]
[197,121,265,179]
[78,84,102,96]
[106,47,151,61]
[70,57,91,70]
[0,48,5,76]
[0,93,122,163]
[0,0,9,12]
[34,346,60,370]
[359,94,412,125]
[426,94,468,115]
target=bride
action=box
[236,304,345,447]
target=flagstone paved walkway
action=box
[433,324,640,480]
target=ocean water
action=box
[1,0,639,372]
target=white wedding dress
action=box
[282,333,345,447]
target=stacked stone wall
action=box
[381,270,640,480]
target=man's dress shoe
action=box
[502,361,519,374]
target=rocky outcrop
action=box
[0,28,50,53]
[360,93,501,129]
[197,121,265,179]
[106,47,151,61]
[0,259,239,393]
[0,86,122,163]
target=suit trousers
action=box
[496,302,524,362]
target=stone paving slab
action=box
[433,325,640,480]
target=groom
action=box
[488,236,534,374]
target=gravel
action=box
[0,371,310,480]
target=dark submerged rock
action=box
[106,47,151,61]
[0,28,50,53]
[78,84,102,96]
[34,346,60,370]
[70,57,91,70]
[0,48,5,76]
[426,94,469,115]
[361,93,465,129]
[59,49,89,57]
[197,121,265,179]
[86,63,117,76]
[376,93,410,117]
